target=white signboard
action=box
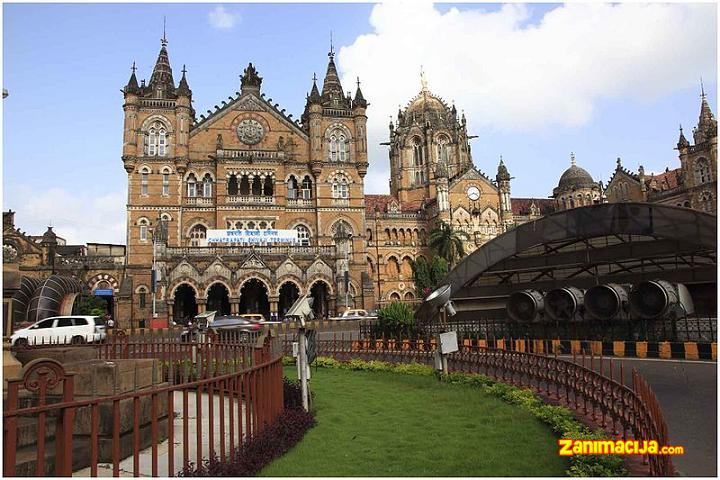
[206,229,299,245]
[438,331,459,354]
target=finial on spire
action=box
[161,16,167,46]
[181,64,187,75]
[312,72,317,83]
[616,157,622,168]
[131,61,136,74]
[499,154,503,164]
[701,76,705,98]
[570,152,576,166]
[356,76,361,89]
[329,30,334,57]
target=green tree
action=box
[411,256,449,298]
[428,221,468,268]
[374,301,416,337]
[72,295,108,316]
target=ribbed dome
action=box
[556,164,595,191]
[400,90,453,128]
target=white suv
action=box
[10,316,107,347]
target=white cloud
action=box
[5,187,127,245]
[338,1,717,192]
[208,5,239,30]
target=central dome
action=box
[400,89,454,128]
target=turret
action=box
[122,62,141,158]
[352,77,369,177]
[320,48,349,109]
[496,157,513,231]
[677,124,690,149]
[175,65,193,158]
[693,81,717,144]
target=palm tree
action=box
[428,221,468,268]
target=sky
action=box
[3,1,717,245]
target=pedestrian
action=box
[105,314,115,329]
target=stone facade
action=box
[605,90,717,214]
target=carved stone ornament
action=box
[236,118,265,145]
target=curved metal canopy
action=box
[417,203,716,322]
[26,275,84,324]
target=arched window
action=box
[189,224,207,247]
[328,129,350,162]
[228,175,239,196]
[187,174,197,198]
[386,257,400,277]
[138,218,149,242]
[137,286,148,309]
[239,175,250,195]
[161,168,171,196]
[202,174,213,198]
[145,120,168,157]
[695,158,712,184]
[295,225,311,246]
[436,136,449,165]
[412,137,424,166]
[263,176,274,196]
[251,176,262,196]
[700,191,714,212]
[332,175,350,199]
[366,228,372,241]
[301,176,313,199]
[287,175,299,199]
[140,167,150,196]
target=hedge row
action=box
[287,356,627,477]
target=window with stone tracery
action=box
[301,176,313,199]
[295,225,311,246]
[328,128,350,162]
[331,174,350,199]
[695,158,712,185]
[161,168,171,196]
[145,120,168,157]
[202,174,213,198]
[186,174,197,198]
[189,224,207,246]
[138,218,149,242]
[436,136,450,165]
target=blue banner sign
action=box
[206,229,299,245]
[94,289,114,296]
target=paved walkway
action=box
[73,393,247,477]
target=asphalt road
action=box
[601,357,716,477]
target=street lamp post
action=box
[345,233,352,310]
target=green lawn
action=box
[260,367,568,477]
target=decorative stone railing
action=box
[217,149,285,160]
[184,197,214,205]
[226,195,276,204]
[140,99,176,109]
[287,198,313,207]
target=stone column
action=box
[166,301,174,322]
[230,297,240,315]
[269,297,279,321]
[329,296,337,318]
[197,298,207,314]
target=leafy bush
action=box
[180,379,314,477]
[373,302,416,337]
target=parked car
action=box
[10,316,106,347]
[334,309,377,321]
[239,313,267,323]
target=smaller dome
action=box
[557,165,595,191]
[555,154,596,193]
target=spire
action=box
[307,72,321,104]
[497,156,510,181]
[176,64,192,97]
[321,46,347,108]
[125,61,140,94]
[694,80,717,143]
[149,34,175,98]
[677,124,690,149]
[352,76,367,109]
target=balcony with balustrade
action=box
[185,196,214,206]
[162,244,336,260]
[225,195,276,205]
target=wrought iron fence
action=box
[359,316,717,343]
[283,336,674,477]
[3,331,284,477]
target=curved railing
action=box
[291,337,673,477]
[4,332,284,477]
